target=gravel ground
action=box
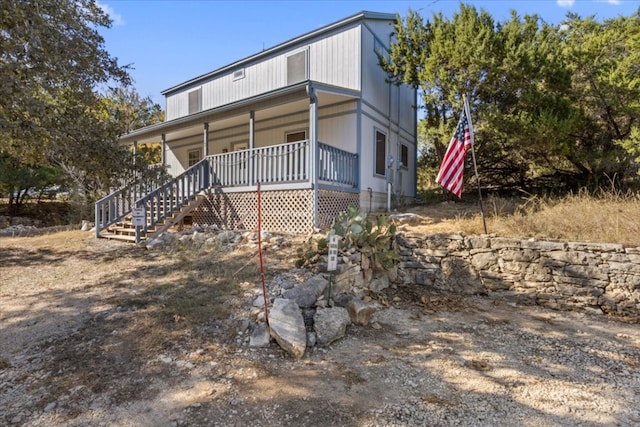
[1,231,640,426]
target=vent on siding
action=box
[188,88,202,114]
[287,50,307,85]
[233,69,245,81]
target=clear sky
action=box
[98,0,638,106]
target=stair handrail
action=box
[94,175,163,238]
[134,158,211,235]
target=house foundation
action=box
[190,188,359,233]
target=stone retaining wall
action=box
[395,233,640,317]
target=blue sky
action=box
[98,0,638,106]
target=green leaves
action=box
[0,0,130,164]
[332,205,398,272]
[0,0,168,205]
[615,127,640,175]
[381,4,640,192]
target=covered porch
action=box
[95,82,362,239]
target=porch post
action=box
[133,140,138,185]
[203,123,209,157]
[161,134,166,166]
[133,140,138,164]
[249,111,255,186]
[308,85,318,229]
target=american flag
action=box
[435,110,473,198]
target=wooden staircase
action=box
[95,158,212,243]
[100,193,207,242]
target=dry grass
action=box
[1,229,89,251]
[406,190,640,247]
[109,243,262,351]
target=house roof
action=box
[160,10,396,96]
[119,81,311,144]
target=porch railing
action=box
[135,158,210,235]
[318,143,358,187]
[207,140,311,187]
[95,140,358,237]
[94,174,165,238]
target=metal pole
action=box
[463,94,487,234]
[256,182,269,325]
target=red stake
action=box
[256,182,269,325]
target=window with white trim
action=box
[188,148,202,167]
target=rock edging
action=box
[395,233,640,316]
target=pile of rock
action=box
[0,216,41,228]
[145,226,392,358]
[0,216,43,236]
[249,271,381,359]
[144,226,286,252]
[0,224,39,237]
[244,243,396,358]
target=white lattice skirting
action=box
[190,189,360,233]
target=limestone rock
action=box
[216,230,237,243]
[306,331,317,347]
[314,306,351,346]
[253,294,268,308]
[249,323,271,347]
[333,265,364,293]
[146,238,165,250]
[192,231,206,245]
[268,298,306,358]
[369,274,389,292]
[282,274,328,308]
[347,298,377,326]
[332,293,354,308]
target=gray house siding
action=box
[165,26,362,121]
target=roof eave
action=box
[119,81,311,144]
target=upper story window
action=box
[287,50,308,85]
[188,88,202,114]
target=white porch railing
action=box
[208,140,310,186]
[207,140,358,188]
[95,140,358,237]
[318,143,358,187]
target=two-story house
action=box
[95,11,417,240]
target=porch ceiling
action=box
[160,99,311,144]
[119,83,358,145]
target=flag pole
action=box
[463,94,488,234]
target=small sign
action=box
[131,208,145,226]
[327,234,339,271]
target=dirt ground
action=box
[1,206,640,426]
